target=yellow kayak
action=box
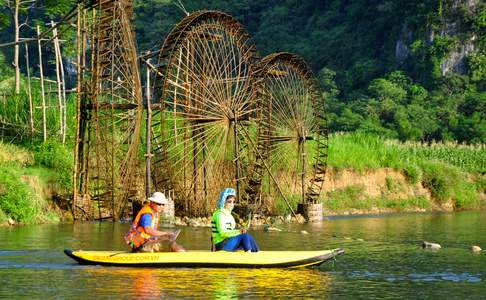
[64,248,344,268]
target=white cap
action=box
[148,192,168,204]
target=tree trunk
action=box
[14,0,20,94]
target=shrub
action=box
[420,161,480,208]
[420,161,460,202]
[410,196,432,209]
[0,168,39,223]
[274,194,300,215]
[403,164,421,184]
[455,183,480,209]
[0,141,34,166]
[324,185,366,210]
[385,176,401,192]
[31,139,73,192]
[0,208,7,223]
[475,176,486,193]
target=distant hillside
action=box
[0,0,484,143]
[134,0,485,143]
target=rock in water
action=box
[263,224,282,232]
[300,230,309,235]
[471,245,482,253]
[422,241,441,250]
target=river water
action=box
[1,211,485,299]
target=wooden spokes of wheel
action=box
[249,52,328,206]
[151,11,257,216]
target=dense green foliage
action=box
[134,0,485,143]
[0,0,484,142]
[0,141,68,224]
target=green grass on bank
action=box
[0,140,72,224]
[324,185,432,211]
[322,132,485,211]
[328,132,486,173]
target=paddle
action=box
[244,212,252,230]
[110,229,182,257]
[169,229,181,242]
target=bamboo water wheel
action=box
[248,52,328,207]
[73,0,144,220]
[151,11,258,216]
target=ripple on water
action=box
[346,270,481,283]
[0,250,90,270]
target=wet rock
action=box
[251,217,264,226]
[422,241,441,250]
[300,230,309,235]
[174,217,186,226]
[203,217,211,227]
[291,214,305,224]
[263,224,282,232]
[7,218,15,226]
[187,218,201,227]
[471,245,482,253]
[284,214,292,223]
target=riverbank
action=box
[1,133,485,226]
[0,140,72,226]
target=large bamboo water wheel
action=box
[151,11,258,216]
[247,52,328,207]
[73,0,144,220]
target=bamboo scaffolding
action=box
[24,43,34,134]
[36,25,47,142]
[51,21,64,142]
[145,59,152,198]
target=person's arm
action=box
[144,226,173,239]
[139,214,173,239]
[214,211,240,238]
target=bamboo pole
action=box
[73,4,83,215]
[37,25,47,142]
[14,0,20,95]
[233,109,241,203]
[51,21,64,142]
[55,23,68,144]
[145,59,152,198]
[24,43,34,135]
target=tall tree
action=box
[0,0,35,94]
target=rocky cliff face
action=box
[395,0,481,75]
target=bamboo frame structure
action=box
[73,0,144,220]
[151,11,258,216]
[1,2,329,221]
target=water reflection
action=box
[82,267,331,299]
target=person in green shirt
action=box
[211,188,259,252]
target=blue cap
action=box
[217,188,236,209]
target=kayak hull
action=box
[64,248,344,268]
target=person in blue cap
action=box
[211,188,259,252]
